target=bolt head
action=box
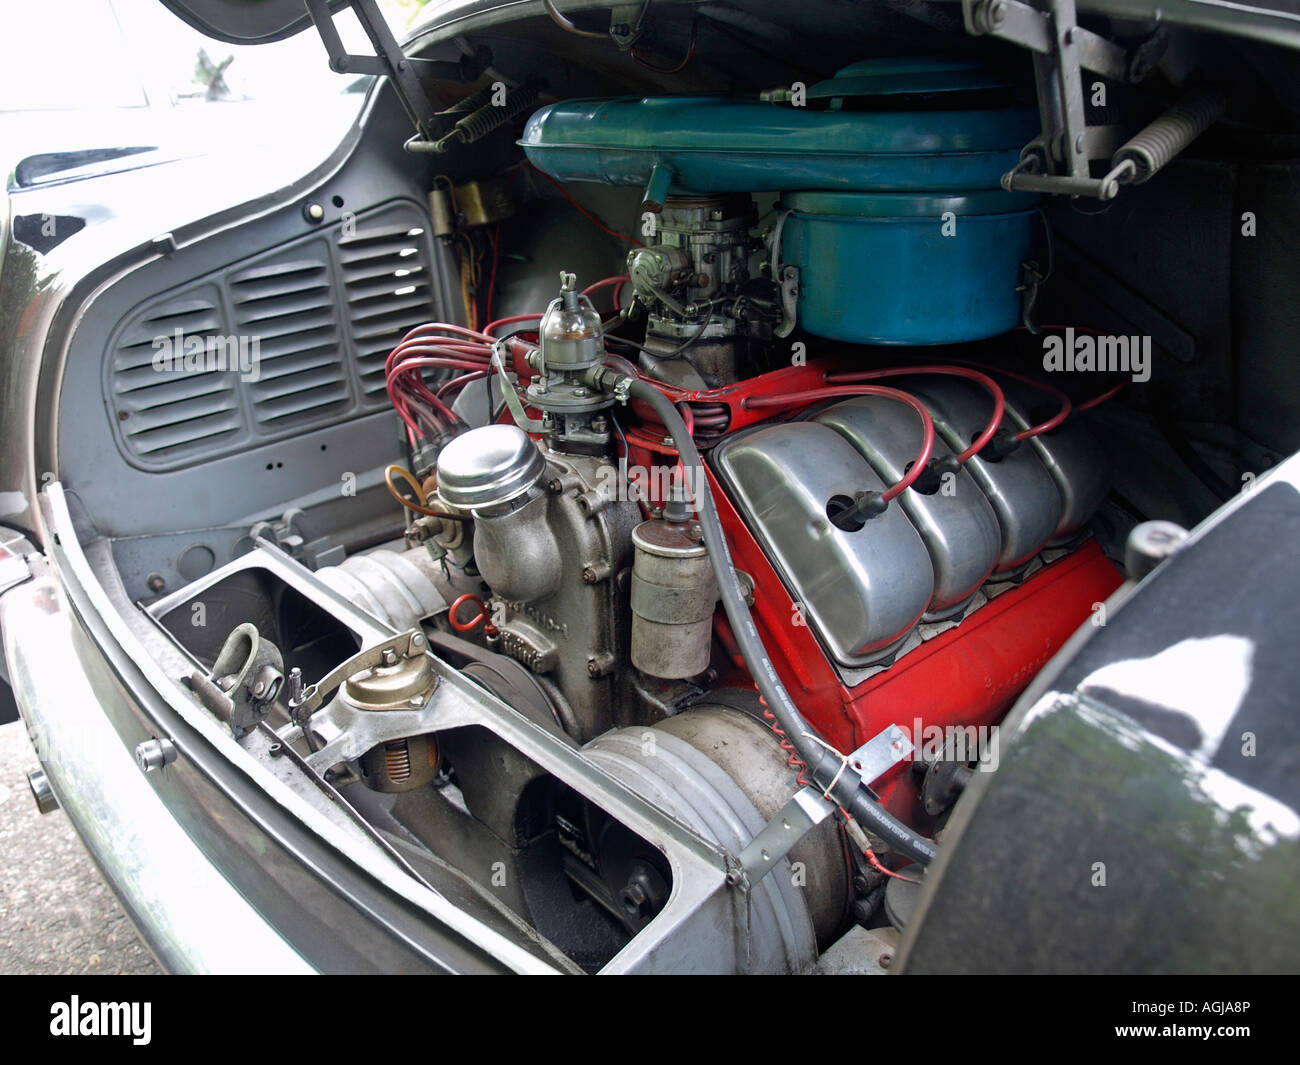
[134,737,177,773]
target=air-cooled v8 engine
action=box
[180,58,1135,973]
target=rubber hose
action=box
[620,375,937,866]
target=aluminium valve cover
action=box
[711,420,933,668]
[897,375,1063,577]
[813,395,1001,621]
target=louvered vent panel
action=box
[106,202,437,470]
[108,290,245,461]
[337,219,435,398]
[229,246,352,429]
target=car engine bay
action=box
[36,1,1300,972]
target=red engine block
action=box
[620,357,1124,820]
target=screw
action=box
[879,951,894,969]
[381,647,398,667]
[547,478,563,494]
[410,693,425,707]
[304,202,325,223]
[582,566,598,584]
[146,573,165,593]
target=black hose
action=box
[618,374,937,866]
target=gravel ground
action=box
[0,720,160,975]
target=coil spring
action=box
[757,689,811,789]
[444,83,498,117]
[439,81,544,150]
[1115,85,1227,183]
[384,740,412,783]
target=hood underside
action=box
[159,0,1300,51]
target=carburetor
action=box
[625,194,762,388]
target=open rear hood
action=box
[157,0,1300,51]
[156,0,350,44]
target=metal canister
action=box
[344,647,439,793]
[629,518,717,679]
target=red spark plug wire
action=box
[742,385,935,503]
[825,365,1005,463]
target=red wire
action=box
[757,690,812,789]
[582,275,630,314]
[862,847,922,884]
[484,224,500,325]
[526,162,644,247]
[631,20,699,74]
[448,593,498,636]
[743,386,935,502]
[437,371,487,400]
[485,313,543,337]
[944,357,1072,441]
[1078,380,1128,410]
[826,366,1005,463]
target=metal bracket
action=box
[961,0,1173,199]
[734,724,914,886]
[249,507,306,560]
[290,627,429,721]
[846,722,915,787]
[735,786,834,885]
[303,0,491,141]
[493,341,547,431]
[609,3,648,51]
[774,265,799,340]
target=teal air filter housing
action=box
[521,58,1040,345]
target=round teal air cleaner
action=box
[779,189,1040,345]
